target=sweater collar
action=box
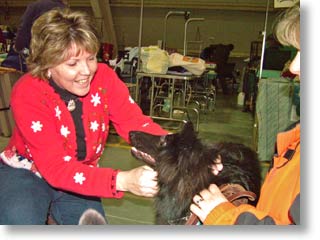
[49,79,79,102]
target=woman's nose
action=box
[80,61,91,75]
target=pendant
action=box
[67,99,76,111]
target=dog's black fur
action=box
[129,122,261,225]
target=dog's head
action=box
[129,122,261,197]
[129,122,215,191]
[130,122,211,166]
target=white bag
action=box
[169,53,206,76]
[140,46,169,74]
[237,92,245,106]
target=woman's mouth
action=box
[75,79,89,85]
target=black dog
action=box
[129,122,261,225]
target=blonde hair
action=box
[27,8,100,80]
[273,3,300,49]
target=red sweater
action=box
[6,63,167,198]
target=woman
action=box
[0,8,167,224]
[190,3,300,225]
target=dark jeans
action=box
[0,162,107,225]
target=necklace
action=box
[67,99,76,112]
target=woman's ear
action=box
[47,70,52,79]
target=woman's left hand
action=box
[190,184,228,222]
[116,165,159,197]
[210,154,223,175]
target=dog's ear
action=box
[179,122,198,148]
[181,122,196,138]
[183,121,195,132]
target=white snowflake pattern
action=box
[60,125,70,137]
[142,122,150,128]
[31,121,43,133]
[90,121,99,132]
[101,123,106,132]
[91,93,101,107]
[73,172,86,185]
[96,144,102,154]
[63,155,72,162]
[55,106,61,120]
[129,96,135,104]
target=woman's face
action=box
[289,29,300,77]
[289,51,300,77]
[49,46,98,97]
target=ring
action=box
[195,197,204,205]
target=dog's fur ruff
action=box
[129,122,261,224]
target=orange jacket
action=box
[204,124,300,225]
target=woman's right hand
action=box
[210,154,223,175]
[116,165,159,197]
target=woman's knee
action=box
[0,200,50,224]
[0,166,52,224]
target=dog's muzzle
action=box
[131,147,156,166]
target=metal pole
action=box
[184,18,204,56]
[259,0,270,80]
[137,0,144,72]
[163,11,187,50]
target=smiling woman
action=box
[0,8,168,225]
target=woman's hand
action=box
[116,165,158,197]
[190,184,228,222]
[210,154,223,175]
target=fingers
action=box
[210,155,223,175]
[208,183,221,193]
[210,163,223,175]
[138,165,159,197]
[190,184,228,223]
[140,185,159,197]
[190,203,203,221]
[190,194,207,222]
[194,195,204,205]
[142,165,158,180]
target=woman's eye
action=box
[89,56,96,61]
[67,61,77,66]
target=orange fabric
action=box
[256,124,300,224]
[204,124,300,225]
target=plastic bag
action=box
[140,46,169,74]
[169,53,206,76]
[237,92,245,106]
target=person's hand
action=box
[190,184,228,222]
[116,165,158,197]
[209,154,223,175]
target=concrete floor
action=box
[0,91,269,225]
